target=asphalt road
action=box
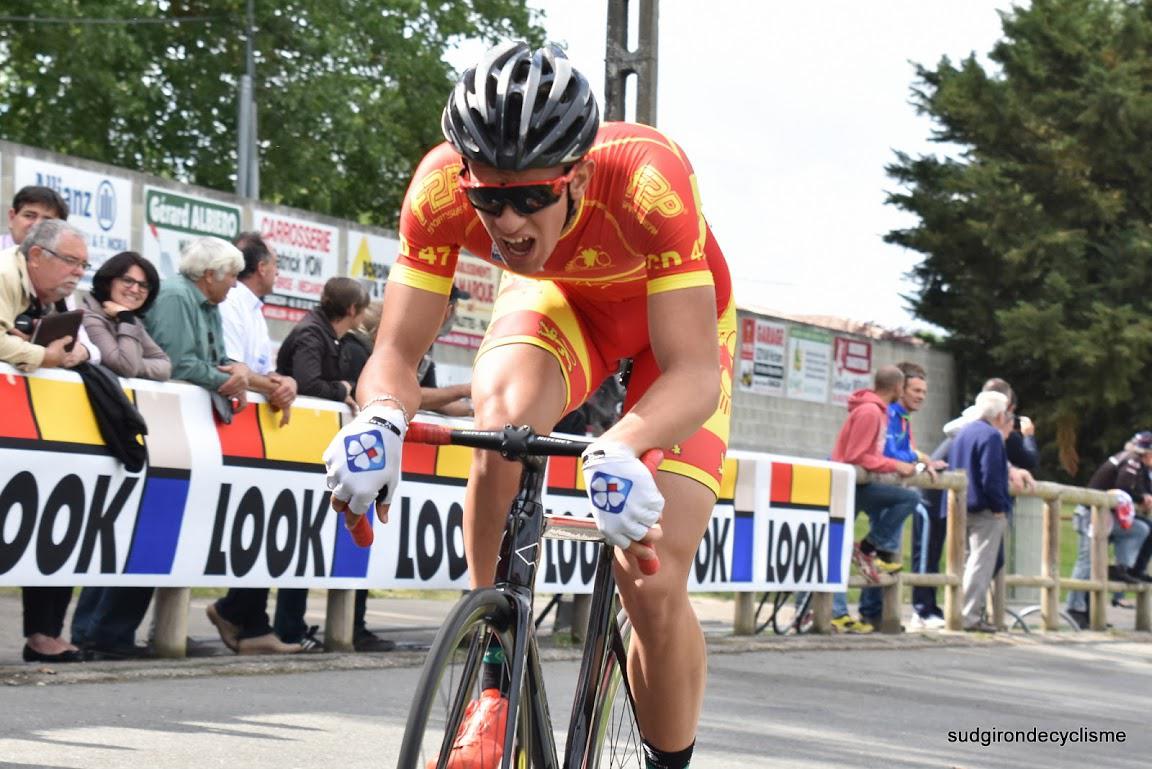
[2,640,1150,769]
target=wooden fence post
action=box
[1041,496,1061,632]
[324,589,355,652]
[811,592,832,634]
[944,482,967,631]
[1089,504,1109,631]
[733,593,755,635]
[152,587,190,659]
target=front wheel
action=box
[585,610,645,769]
[397,588,533,769]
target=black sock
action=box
[859,538,877,556]
[480,638,509,694]
[643,739,694,769]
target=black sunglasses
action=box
[457,166,578,217]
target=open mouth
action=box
[501,236,536,260]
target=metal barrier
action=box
[732,470,1150,635]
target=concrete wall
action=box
[729,311,957,458]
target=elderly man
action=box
[144,236,250,407]
[1,218,99,371]
[948,390,1014,632]
[1,217,101,663]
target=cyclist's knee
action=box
[617,572,690,636]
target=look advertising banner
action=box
[437,253,499,350]
[142,186,243,279]
[254,209,340,322]
[737,317,787,396]
[346,230,399,301]
[830,336,874,407]
[0,365,853,592]
[13,156,133,282]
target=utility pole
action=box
[236,0,259,198]
[604,0,659,124]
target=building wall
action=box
[729,311,957,459]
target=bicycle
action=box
[396,422,663,769]
[753,590,814,635]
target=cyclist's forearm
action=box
[356,347,422,416]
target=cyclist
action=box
[324,41,734,769]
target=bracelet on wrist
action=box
[361,394,411,428]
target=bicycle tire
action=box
[397,588,535,769]
[1015,604,1082,633]
[584,610,645,769]
[753,591,784,635]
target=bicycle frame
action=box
[405,423,635,769]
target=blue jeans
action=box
[1067,508,1152,612]
[70,586,154,647]
[833,482,921,620]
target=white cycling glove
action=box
[322,405,407,516]
[581,440,664,550]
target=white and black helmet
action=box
[442,41,600,171]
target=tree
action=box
[0,1,543,226]
[886,0,1152,477]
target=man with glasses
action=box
[325,42,733,769]
[1,218,99,371]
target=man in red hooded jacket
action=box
[829,364,920,632]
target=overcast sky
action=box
[451,1,1020,330]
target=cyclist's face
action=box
[466,160,593,274]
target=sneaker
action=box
[1107,564,1140,584]
[830,615,874,634]
[428,689,508,769]
[299,625,325,653]
[1067,609,1090,630]
[353,628,397,653]
[909,613,947,631]
[1128,568,1152,584]
[963,620,997,633]
[872,549,903,575]
[852,543,879,582]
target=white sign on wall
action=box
[142,186,243,279]
[786,326,833,403]
[254,209,339,322]
[346,230,399,301]
[13,156,133,281]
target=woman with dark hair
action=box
[81,251,170,380]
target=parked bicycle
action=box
[397,422,662,769]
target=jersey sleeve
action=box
[619,133,715,297]
[392,143,470,297]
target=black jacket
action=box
[74,362,149,472]
[276,309,349,402]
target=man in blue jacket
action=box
[947,390,1013,632]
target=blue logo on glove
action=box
[344,430,386,472]
[589,472,633,514]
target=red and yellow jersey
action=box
[391,121,731,312]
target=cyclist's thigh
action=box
[473,274,610,428]
[614,297,737,585]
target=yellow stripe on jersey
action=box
[647,271,715,296]
[389,263,453,295]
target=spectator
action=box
[203,233,310,656]
[275,276,370,407]
[341,285,472,418]
[69,252,171,660]
[829,365,919,633]
[80,251,171,380]
[1065,432,1152,628]
[143,236,250,408]
[2,219,99,371]
[3,185,68,251]
[883,361,948,631]
[948,390,1013,632]
[218,232,297,424]
[2,214,98,664]
[267,277,372,650]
